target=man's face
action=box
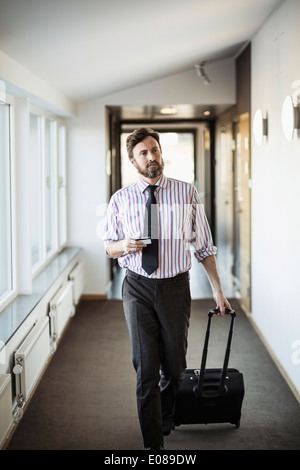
[131,136,164,179]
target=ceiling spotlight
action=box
[194,62,211,85]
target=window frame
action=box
[57,124,68,248]
[0,95,17,311]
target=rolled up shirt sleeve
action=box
[103,196,124,257]
[190,188,217,262]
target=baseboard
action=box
[80,294,107,300]
[243,307,300,404]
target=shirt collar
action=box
[137,174,169,193]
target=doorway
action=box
[120,123,213,230]
[120,130,196,187]
[233,112,251,313]
[215,108,251,310]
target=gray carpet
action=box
[5,299,300,451]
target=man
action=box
[104,127,231,450]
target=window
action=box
[0,97,68,311]
[58,125,67,247]
[44,117,57,256]
[0,102,13,302]
[30,110,67,274]
[30,113,42,267]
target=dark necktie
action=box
[142,185,159,275]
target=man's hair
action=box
[126,128,161,159]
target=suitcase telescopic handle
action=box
[209,308,236,318]
[194,308,236,398]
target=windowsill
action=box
[0,246,82,347]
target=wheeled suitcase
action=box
[174,308,244,429]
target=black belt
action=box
[126,269,190,282]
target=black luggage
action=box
[174,308,244,429]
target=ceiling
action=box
[0,0,282,119]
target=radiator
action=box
[69,261,85,305]
[49,280,75,344]
[13,316,50,407]
[0,374,14,449]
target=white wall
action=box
[251,0,300,396]
[0,50,76,117]
[67,100,109,295]
[67,59,236,295]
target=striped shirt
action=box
[103,174,217,278]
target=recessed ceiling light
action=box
[203,110,210,116]
[160,106,178,115]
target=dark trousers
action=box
[122,269,191,449]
